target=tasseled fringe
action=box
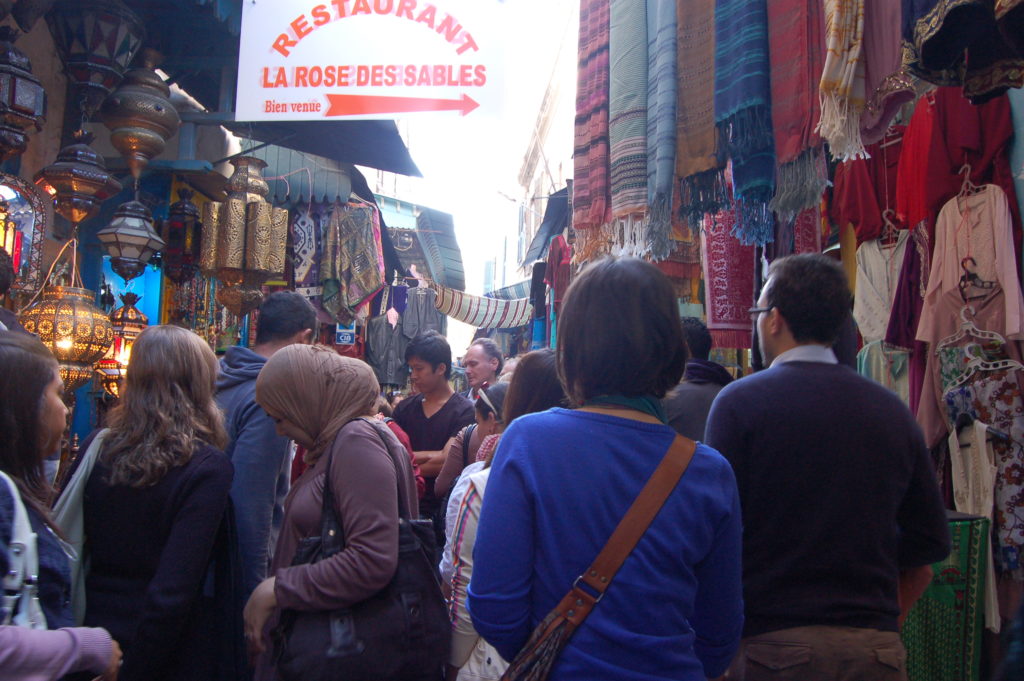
[610,214,649,258]
[679,168,728,230]
[709,329,752,350]
[502,615,575,681]
[732,199,775,246]
[770,147,830,221]
[718,105,774,158]
[817,91,868,161]
[646,189,673,261]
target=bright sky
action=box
[390,0,578,353]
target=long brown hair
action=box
[102,325,227,487]
[0,332,64,532]
[502,349,566,424]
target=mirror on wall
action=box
[0,172,47,300]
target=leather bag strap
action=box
[555,435,696,628]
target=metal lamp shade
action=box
[97,200,165,281]
[0,27,45,162]
[161,188,202,284]
[34,131,122,227]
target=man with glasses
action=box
[706,254,950,681]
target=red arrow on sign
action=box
[325,93,480,117]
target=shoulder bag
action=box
[272,419,449,681]
[500,435,696,681]
[0,471,47,629]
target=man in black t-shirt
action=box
[393,331,474,547]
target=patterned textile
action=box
[645,0,678,259]
[433,285,533,330]
[996,0,1024,56]
[609,0,648,221]
[902,0,1024,103]
[701,207,755,349]
[675,0,725,229]
[818,0,868,161]
[714,0,776,245]
[766,205,824,261]
[766,0,827,217]
[320,203,385,324]
[573,0,612,232]
[902,514,988,681]
[860,0,915,145]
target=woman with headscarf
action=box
[243,346,418,680]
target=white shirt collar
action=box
[771,344,838,367]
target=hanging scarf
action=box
[609,0,649,222]
[585,394,668,423]
[702,206,756,349]
[320,203,385,324]
[675,0,726,230]
[860,0,914,145]
[573,0,612,232]
[818,0,867,161]
[432,284,534,329]
[714,0,776,245]
[645,0,677,260]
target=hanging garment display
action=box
[854,231,909,343]
[833,126,905,244]
[573,0,612,232]
[545,236,572,317]
[320,203,385,324]
[403,286,447,339]
[857,340,910,405]
[860,0,915,144]
[609,0,648,223]
[701,206,755,349]
[366,314,409,387]
[818,0,867,160]
[432,285,533,330]
[766,205,824,261]
[885,226,930,413]
[645,0,677,259]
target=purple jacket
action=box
[0,625,111,680]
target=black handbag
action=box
[272,419,450,681]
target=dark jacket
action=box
[216,346,292,598]
[663,359,734,441]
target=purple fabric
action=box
[884,226,928,415]
[0,625,112,681]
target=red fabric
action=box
[544,236,572,315]
[766,0,824,164]
[290,446,308,484]
[832,126,904,244]
[386,420,425,499]
[701,209,755,349]
[793,206,823,254]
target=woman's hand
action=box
[243,577,278,659]
[97,638,122,681]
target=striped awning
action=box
[486,280,531,300]
[433,284,533,329]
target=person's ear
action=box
[299,328,315,344]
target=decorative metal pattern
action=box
[0,172,47,300]
[99,66,180,179]
[0,26,46,162]
[160,188,202,285]
[33,131,122,227]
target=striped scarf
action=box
[714,0,776,245]
[432,285,533,330]
[818,0,867,161]
[573,0,612,232]
[609,0,648,222]
[645,0,677,260]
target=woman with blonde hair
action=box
[65,325,239,681]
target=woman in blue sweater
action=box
[467,257,743,681]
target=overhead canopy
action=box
[522,187,569,266]
[416,209,466,291]
[245,145,353,205]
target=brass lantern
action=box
[95,291,146,397]
[96,200,165,282]
[199,157,288,316]
[160,188,202,285]
[34,131,122,228]
[19,285,114,391]
[99,66,180,179]
[0,27,46,162]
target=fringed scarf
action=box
[609,0,649,222]
[702,205,756,349]
[676,0,726,229]
[860,0,914,145]
[767,0,829,219]
[573,0,612,232]
[714,0,776,245]
[818,0,868,161]
[645,0,677,260]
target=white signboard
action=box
[236,0,506,120]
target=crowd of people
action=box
[1,253,1022,681]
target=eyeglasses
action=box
[748,306,773,319]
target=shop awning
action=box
[245,145,354,205]
[521,187,569,266]
[434,284,533,330]
[416,209,466,291]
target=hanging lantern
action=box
[46,0,145,117]
[99,66,180,179]
[199,157,289,316]
[0,27,46,162]
[95,291,146,398]
[96,200,165,282]
[0,198,18,269]
[19,285,114,391]
[34,130,122,228]
[160,188,202,284]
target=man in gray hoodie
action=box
[216,291,316,597]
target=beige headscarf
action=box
[255,345,380,462]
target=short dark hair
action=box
[0,247,14,295]
[255,291,317,345]
[470,337,504,374]
[405,330,453,378]
[503,348,566,423]
[557,257,688,404]
[765,254,851,345]
[681,317,712,360]
[475,381,508,423]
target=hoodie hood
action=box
[217,345,268,391]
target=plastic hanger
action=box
[937,305,1024,390]
[957,257,997,301]
[879,208,901,248]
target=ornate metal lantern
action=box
[46,0,145,117]
[0,198,16,262]
[199,157,288,316]
[0,27,46,162]
[160,188,202,284]
[34,131,122,229]
[99,66,180,179]
[19,285,114,391]
[95,291,146,397]
[96,200,165,282]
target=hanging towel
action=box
[645,0,677,260]
[608,0,648,221]
[818,0,868,161]
[675,0,725,229]
[714,0,776,245]
[573,0,612,232]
